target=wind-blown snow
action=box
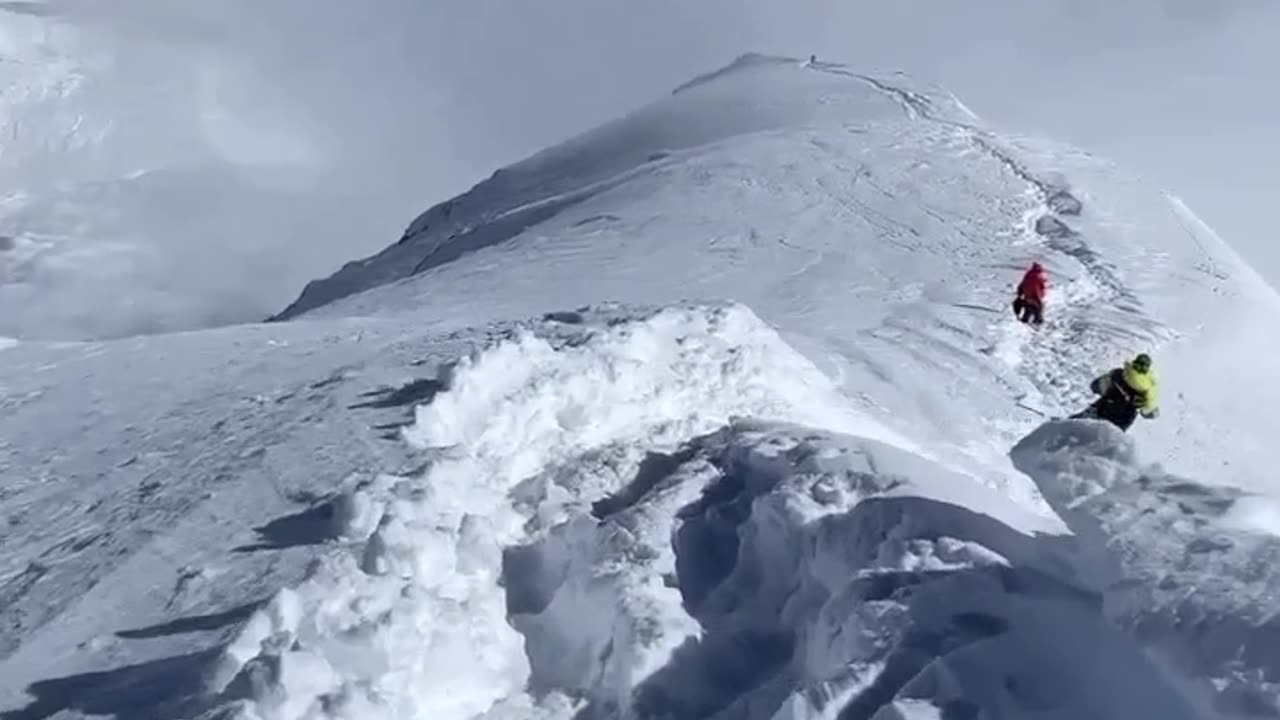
[2,52,1279,720]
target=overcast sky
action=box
[2,0,1277,339]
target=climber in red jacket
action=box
[1012,262,1047,326]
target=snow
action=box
[1012,420,1280,718]
[2,52,1279,720]
[205,303,905,720]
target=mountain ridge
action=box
[2,51,1279,720]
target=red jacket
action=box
[1018,263,1047,303]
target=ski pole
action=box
[1016,401,1047,417]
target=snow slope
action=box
[2,53,1279,720]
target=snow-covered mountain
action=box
[3,53,1279,720]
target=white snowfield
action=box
[2,53,1279,720]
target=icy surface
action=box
[2,52,1280,720]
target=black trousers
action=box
[1012,297,1043,325]
[1075,397,1139,431]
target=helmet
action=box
[1132,353,1152,372]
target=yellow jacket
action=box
[1094,361,1159,416]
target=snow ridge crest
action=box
[196,299,1225,720]
[203,301,893,720]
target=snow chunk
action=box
[1012,419,1280,719]
[508,418,1196,720]
[205,302,896,720]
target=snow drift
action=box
[4,52,1280,720]
[508,419,1198,720]
[202,301,901,720]
[1013,420,1280,719]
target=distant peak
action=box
[671,52,806,95]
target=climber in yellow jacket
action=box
[1074,352,1159,431]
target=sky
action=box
[1,0,1277,340]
